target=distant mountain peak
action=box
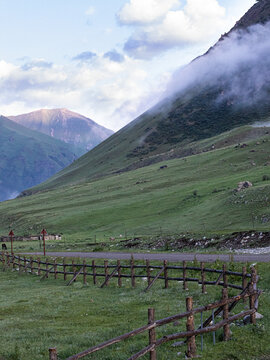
[8,108,113,152]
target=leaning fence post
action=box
[183,261,188,290]
[186,297,196,358]
[72,259,76,282]
[164,260,168,289]
[222,288,230,341]
[49,347,58,360]
[148,308,157,360]
[201,262,206,293]
[131,255,135,288]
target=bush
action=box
[262,175,270,181]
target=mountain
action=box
[23,0,270,194]
[0,115,80,201]
[9,108,114,153]
[0,1,269,238]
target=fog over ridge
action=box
[163,20,270,108]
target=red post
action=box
[9,230,14,255]
[41,229,47,256]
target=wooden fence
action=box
[50,276,259,360]
[0,252,253,293]
[0,251,260,359]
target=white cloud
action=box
[122,0,236,58]
[0,55,165,131]
[117,0,180,25]
[85,6,95,16]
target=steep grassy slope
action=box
[9,108,113,153]
[0,127,269,240]
[0,116,80,201]
[22,0,270,195]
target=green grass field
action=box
[0,260,269,360]
[0,131,269,247]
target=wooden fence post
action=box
[201,262,206,293]
[1,251,5,265]
[104,260,108,286]
[146,260,151,286]
[18,255,21,272]
[222,288,230,341]
[54,259,57,279]
[222,264,228,288]
[131,256,135,288]
[148,308,157,360]
[30,257,33,274]
[24,256,27,273]
[83,260,87,284]
[63,258,67,281]
[183,261,188,290]
[7,252,10,267]
[37,257,41,276]
[49,347,58,360]
[72,259,76,282]
[12,253,16,269]
[249,266,257,324]
[164,260,168,289]
[186,297,196,358]
[46,258,49,278]
[92,260,97,285]
[117,260,122,287]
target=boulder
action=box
[237,181,253,192]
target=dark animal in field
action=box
[159,165,168,169]
[2,243,7,250]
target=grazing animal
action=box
[2,243,7,250]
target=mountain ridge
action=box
[9,108,114,153]
[0,115,81,201]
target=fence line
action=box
[0,251,260,359]
[63,284,259,359]
[0,251,252,293]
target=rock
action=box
[243,312,263,324]
[237,181,253,192]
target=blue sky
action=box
[0,0,256,130]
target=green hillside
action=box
[0,115,81,201]
[23,0,270,195]
[0,126,269,241]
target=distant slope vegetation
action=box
[0,115,80,201]
[0,127,269,238]
[9,108,114,153]
[25,0,270,194]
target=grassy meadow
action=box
[0,131,269,246]
[0,259,270,360]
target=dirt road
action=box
[24,251,270,262]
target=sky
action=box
[0,0,256,131]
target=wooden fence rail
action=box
[62,285,259,360]
[0,252,253,293]
[0,251,260,359]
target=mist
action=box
[163,20,270,109]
